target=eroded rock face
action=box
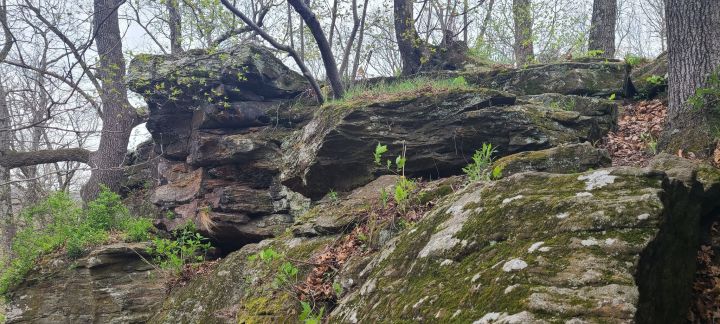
[282,88,617,199]
[6,243,163,324]
[147,157,720,323]
[127,44,312,251]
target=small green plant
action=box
[299,301,325,324]
[373,142,417,212]
[640,132,658,155]
[463,143,498,181]
[333,282,343,296]
[491,164,504,180]
[327,189,339,202]
[645,74,666,86]
[608,93,616,100]
[379,187,389,207]
[148,224,210,274]
[624,54,645,67]
[248,247,280,263]
[273,261,299,287]
[121,218,154,242]
[585,49,604,57]
[688,71,720,111]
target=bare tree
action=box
[220,0,326,102]
[287,0,345,98]
[0,0,14,254]
[588,0,616,57]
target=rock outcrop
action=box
[282,88,617,199]
[127,44,311,251]
[148,155,720,323]
[12,45,717,324]
[6,243,163,324]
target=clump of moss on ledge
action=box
[323,76,472,108]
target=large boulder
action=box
[127,45,313,250]
[5,243,164,324]
[282,88,617,199]
[127,44,310,161]
[464,60,630,97]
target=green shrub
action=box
[121,218,154,242]
[624,54,646,67]
[0,187,154,296]
[148,224,210,274]
[463,143,499,181]
[86,185,129,230]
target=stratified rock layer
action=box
[127,44,311,250]
[282,88,616,199]
[6,243,163,324]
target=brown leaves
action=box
[688,222,720,323]
[601,100,667,166]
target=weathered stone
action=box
[493,142,611,177]
[128,44,308,105]
[146,111,193,160]
[519,93,618,132]
[465,61,629,97]
[151,165,203,207]
[282,88,615,199]
[328,166,716,323]
[187,131,282,167]
[629,52,667,99]
[6,243,163,324]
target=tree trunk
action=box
[351,0,370,80]
[394,0,428,75]
[588,0,616,57]
[328,0,338,49]
[81,0,138,201]
[287,0,345,99]
[339,0,361,78]
[479,0,495,42]
[0,0,14,256]
[659,0,720,156]
[512,0,534,66]
[167,0,182,54]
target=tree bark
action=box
[81,0,139,201]
[512,0,534,66]
[0,148,91,169]
[394,0,428,75]
[167,0,182,54]
[287,0,345,99]
[328,0,338,49]
[659,0,720,155]
[588,0,616,57]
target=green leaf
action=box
[374,143,388,165]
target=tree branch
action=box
[220,0,324,103]
[0,148,91,169]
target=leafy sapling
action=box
[463,143,498,181]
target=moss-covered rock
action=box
[493,142,611,177]
[6,243,164,324]
[281,88,616,199]
[464,61,630,97]
[328,162,720,323]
